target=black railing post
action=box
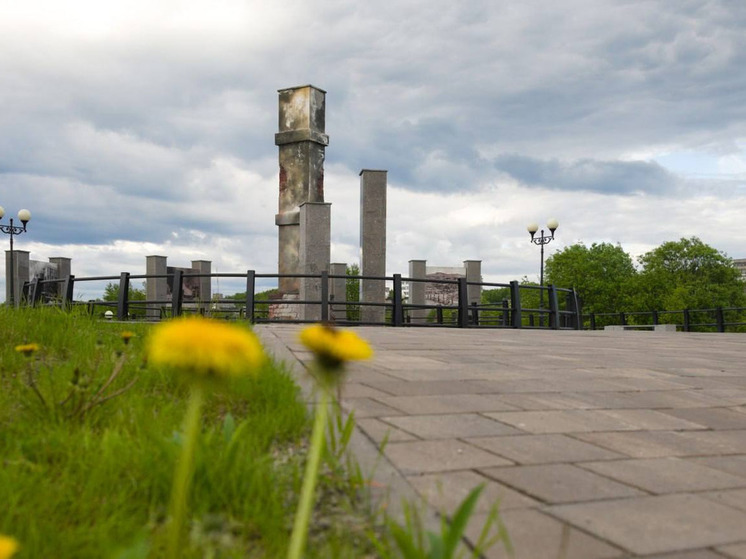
[510,280,522,328]
[457,277,469,328]
[392,274,404,326]
[652,310,659,325]
[172,269,184,317]
[683,309,691,332]
[470,302,479,326]
[502,299,509,327]
[436,306,443,324]
[716,307,725,333]
[619,312,626,326]
[529,314,535,327]
[62,275,75,309]
[117,272,130,320]
[245,270,256,323]
[28,278,40,307]
[321,271,329,322]
[548,285,559,329]
[590,313,596,330]
[570,289,582,330]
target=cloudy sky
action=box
[1,0,745,301]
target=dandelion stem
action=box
[166,384,204,559]
[287,385,330,559]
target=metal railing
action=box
[18,271,583,330]
[584,307,746,333]
[20,270,745,332]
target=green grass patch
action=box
[0,307,375,558]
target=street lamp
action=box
[0,206,32,307]
[527,218,559,326]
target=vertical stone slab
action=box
[299,202,331,322]
[464,260,482,305]
[275,85,329,295]
[5,250,29,306]
[329,262,347,322]
[360,169,387,323]
[49,257,71,299]
[191,260,212,314]
[146,255,168,320]
[409,259,427,323]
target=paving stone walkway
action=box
[257,325,746,559]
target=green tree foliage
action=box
[481,287,510,304]
[346,264,360,321]
[545,243,636,314]
[634,237,746,312]
[102,282,146,302]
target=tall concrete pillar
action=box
[191,260,212,313]
[360,169,387,323]
[329,262,347,322]
[299,202,331,322]
[5,250,29,306]
[146,255,167,320]
[49,257,71,299]
[464,260,482,305]
[408,259,427,323]
[275,85,329,295]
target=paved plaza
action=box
[257,325,746,558]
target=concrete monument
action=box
[275,85,330,296]
[360,170,387,323]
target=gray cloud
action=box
[492,155,678,195]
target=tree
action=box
[102,282,146,302]
[545,242,636,314]
[346,264,360,321]
[633,237,746,312]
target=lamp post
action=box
[527,218,559,326]
[0,206,32,307]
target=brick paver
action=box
[257,325,746,558]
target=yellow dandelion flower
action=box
[120,331,135,345]
[147,316,265,380]
[14,343,39,357]
[299,324,372,370]
[0,535,19,559]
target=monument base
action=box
[269,292,300,321]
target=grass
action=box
[0,306,377,558]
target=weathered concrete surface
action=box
[359,169,387,323]
[256,326,746,558]
[275,85,329,294]
[146,255,167,320]
[299,202,330,322]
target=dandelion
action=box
[14,343,39,357]
[300,323,373,369]
[148,316,265,381]
[0,535,19,559]
[287,324,372,559]
[147,316,266,559]
[120,331,135,345]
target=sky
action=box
[1,0,745,301]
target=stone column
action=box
[408,259,427,323]
[49,257,72,299]
[360,169,387,323]
[146,255,167,320]
[299,202,331,322]
[329,262,347,322]
[5,250,29,306]
[191,260,212,313]
[275,85,329,295]
[464,260,482,305]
